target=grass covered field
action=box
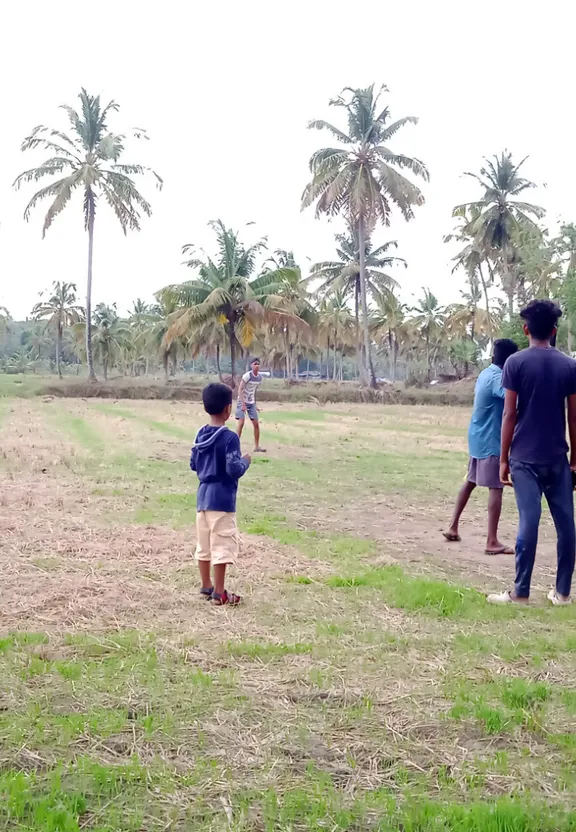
[0,394,575,830]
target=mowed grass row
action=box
[1,398,576,830]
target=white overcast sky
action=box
[1,0,574,319]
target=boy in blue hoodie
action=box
[191,383,251,606]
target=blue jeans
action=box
[510,458,575,598]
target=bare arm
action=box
[500,389,518,485]
[568,393,576,469]
[238,377,247,410]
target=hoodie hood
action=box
[193,425,229,452]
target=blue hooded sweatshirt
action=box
[190,425,250,513]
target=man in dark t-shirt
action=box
[488,300,576,606]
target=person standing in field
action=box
[191,383,251,606]
[236,357,266,453]
[489,300,576,605]
[444,338,519,554]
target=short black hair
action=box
[250,357,260,365]
[202,382,232,415]
[492,338,519,368]
[520,299,562,340]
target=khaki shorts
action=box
[195,511,239,566]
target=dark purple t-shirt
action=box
[502,346,576,464]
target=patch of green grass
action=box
[499,678,551,710]
[448,677,555,737]
[134,491,196,526]
[327,565,485,618]
[48,407,103,450]
[93,402,193,439]
[0,374,45,398]
[244,512,374,562]
[252,784,576,831]
[226,640,313,660]
[263,408,327,423]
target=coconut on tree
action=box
[14,88,162,380]
[302,84,428,387]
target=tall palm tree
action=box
[302,84,428,386]
[318,292,354,380]
[411,288,446,382]
[445,209,493,323]
[157,221,304,384]
[91,303,130,381]
[32,281,84,378]
[453,152,544,319]
[263,262,314,379]
[14,88,162,380]
[310,228,402,375]
[370,291,408,381]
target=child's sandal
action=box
[212,591,241,606]
[200,587,214,599]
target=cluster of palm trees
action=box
[3,84,576,386]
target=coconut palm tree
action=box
[310,228,402,375]
[302,84,428,386]
[318,292,354,380]
[453,152,544,319]
[445,209,493,322]
[263,261,314,379]
[371,291,408,381]
[90,303,130,381]
[158,220,305,384]
[411,288,446,381]
[14,88,162,380]
[32,281,84,378]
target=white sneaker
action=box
[547,589,572,606]
[487,591,513,605]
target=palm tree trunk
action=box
[388,328,394,381]
[56,321,63,380]
[216,344,222,380]
[426,331,431,382]
[229,326,237,386]
[103,358,108,381]
[477,262,490,320]
[501,243,514,320]
[358,216,376,388]
[86,191,97,381]
[354,279,361,379]
[333,335,337,381]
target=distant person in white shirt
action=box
[236,358,266,453]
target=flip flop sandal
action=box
[442,532,461,542]
[212,590,242,606]
[254,448,267,453]
[485,547,514,555]
[200,587,214,599]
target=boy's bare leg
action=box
[445,480,476,539]
[237,417,245,439]
[254,420,261,449]
[198,560,212,591]
[486,487,510,552]
[214,563,227,596]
